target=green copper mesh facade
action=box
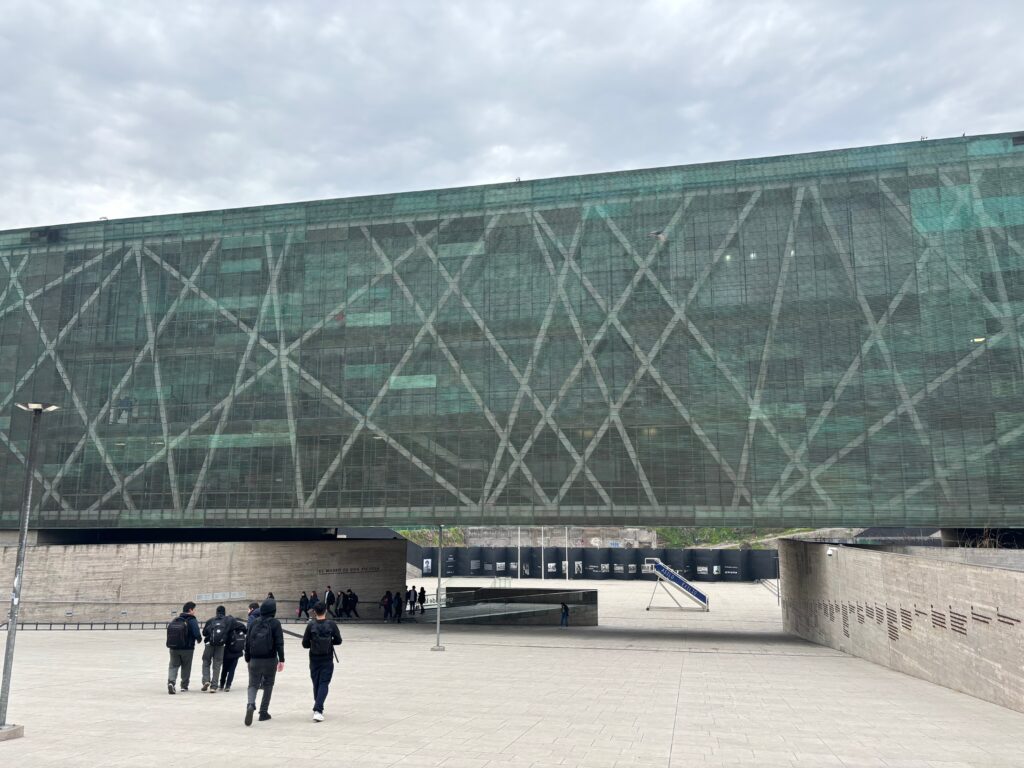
[3,133,1024,529]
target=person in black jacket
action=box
[219,614,247,692]
[167,601,202,695]
[346,589,360,619]
[301,602,342,722]
[243,597,285,726]
[324,586,336,618]
[298,592,310,620]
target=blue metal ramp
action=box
[644,558,710,612]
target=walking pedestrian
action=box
[309,591,319,613]
[219,613,247,692]
[560,602,569,628]
[166,601,201,694]
[418,586,426,614]
[201,605,232,692]
[298,591,310,619]
[393,588,404,624]
[339,590,350,619]
[301,602,342,722]
[324,586,337,618]
[246,601,260,630]
[244,597,285,726]
[380,590,392,622]
[346,589,360,618]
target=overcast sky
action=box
[1,1,1022,230]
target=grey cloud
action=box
[0,0,1022,229]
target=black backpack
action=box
[208,616,229,647]
[308,620,335,656]
[227,625,246,655]
[166,616,190,649]
[248,617,275,657]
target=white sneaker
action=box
[313,711,324,722]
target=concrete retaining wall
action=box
[0,539,406,623]
[779,539,1024,713]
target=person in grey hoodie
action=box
[243,597,285,726]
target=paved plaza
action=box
[2,578,1023,767]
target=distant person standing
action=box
[418,587,426,614]
[301,602,342,722]
[380,591,393,622]
[166,601,201,694]
[560,602,569,629]
[201,605,232,692]
[393,588,405,623]
[346,589,360,618]
[244,597,285,726]
[298,591,310,620]
[219,613,247,692]
[407,586,417,613]
[325,586,337,618]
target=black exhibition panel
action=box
[480,546,498,578]
[664,548,693,580]
[694,549,722,582]
[568,547,586,579]
[610,548,638,579]
[420,546,437,577]
[582,547,611,579]
[525,547,544,579]
[749,549,779,580]
[544,546,565,579]
[455,547,474,577]
[720,549,749,581]
[492,546,510,578]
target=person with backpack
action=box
[301,601,342,722]
[243,597,285,726]
[219,614,247,692]
[346,589,360,618]
[201,605,232,692]
[166,601,201,695]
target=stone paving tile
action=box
[1,579,1023,767]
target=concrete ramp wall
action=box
[0,539,406,623]
[779,539,1024,713]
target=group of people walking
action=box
[379,585,427,622]
[165,596,342,724]
[297,586,360,620]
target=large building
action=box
[2,133,1024,530]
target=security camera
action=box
[826,547,835,557]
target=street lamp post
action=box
[432,524,444,651]
[1,402,59,737]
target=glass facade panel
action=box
[3,132,1024,528]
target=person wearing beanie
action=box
[201,605,233,692]
[243,597,285,726]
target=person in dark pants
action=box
[393,588,404,623]
[418,587,426,614]
[560,602,569,628]
[298,592,310,620]
[167,601,201,694]
[380,591,392,622]
[219,614,247,692]
[201,605,232,692]
[244,597,285,726]
[338,590,350,619]
[346,589,360,618]
[301,602,342,722]
[324,586,336,618]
